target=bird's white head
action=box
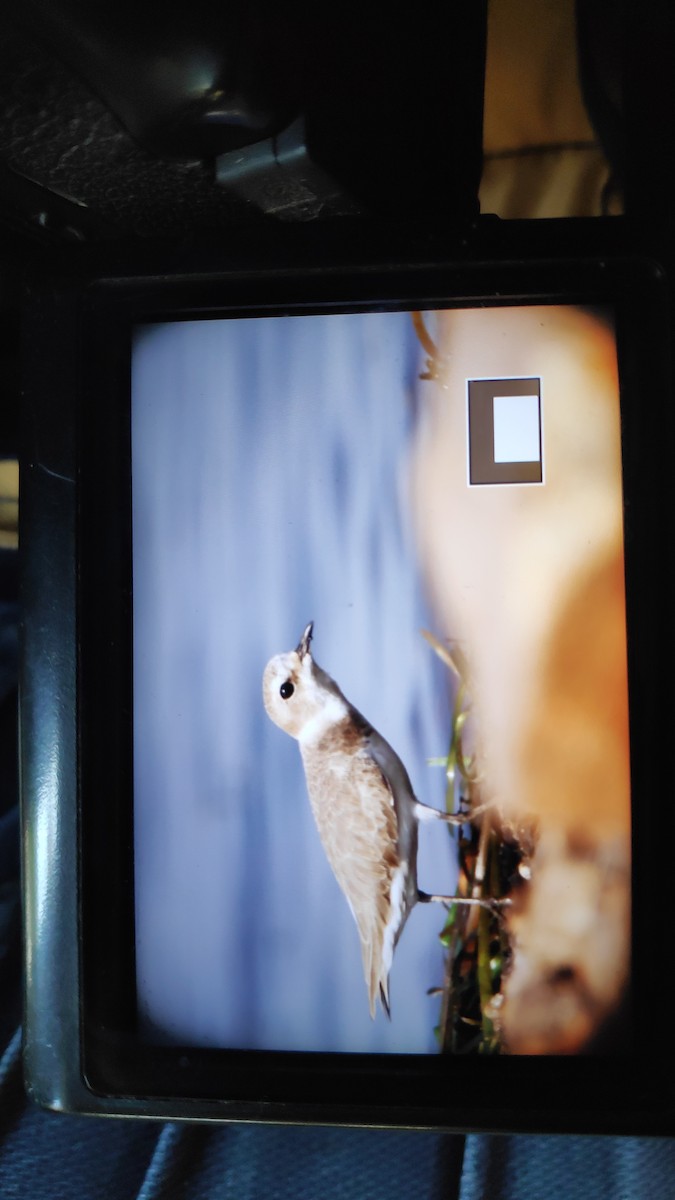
[262,622,348,744]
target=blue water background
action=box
[132,311,457,1054]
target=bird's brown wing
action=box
[302,736,401,1017]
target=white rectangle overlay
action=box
[493,393,541,463]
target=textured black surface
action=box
[0,8,486,242]
[0,19,260,240]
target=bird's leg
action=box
[414,800,494,825]
[417,890,511,912]
[414,802,464,825]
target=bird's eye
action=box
[280,680,295,700]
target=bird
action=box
[262,621,489,1018]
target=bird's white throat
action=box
[298,691,349,746]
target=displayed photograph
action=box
[132,304,630,1055]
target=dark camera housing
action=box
[20,220,675,1133]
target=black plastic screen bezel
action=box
[21,228,675,1132]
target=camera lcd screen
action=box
[131,302,630,1058]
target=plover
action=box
[263,622,489,1017]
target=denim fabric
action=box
[458,1134,675,1200]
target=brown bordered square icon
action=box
[467,377,543,485]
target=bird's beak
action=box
[296,621,314,660]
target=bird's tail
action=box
[364,941,392,1019]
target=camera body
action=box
[20,220,675,1133]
